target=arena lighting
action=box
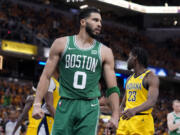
[1,40,37,55]
[115,60,127,70]
[7,30,11,34]
[66,0,84,2]
[70,8,79,14]
[116,73,128,88]
[44,47,50,58]
[123,78,127,88]
[0,55,3,70]
[80,4,88,9]
[115,73,122,77]
[175,72,180,77]
[164,2,168,7]
[157,69,167,77]
[148,67,168,77]
[38,61,46,66]
[97,0,180,14]
[173,20,178,26]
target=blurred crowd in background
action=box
[0,0,180,135]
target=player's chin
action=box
[94,30,101,35]
[127,65,132,70]
[96,31,101,35]
[94,33,101,38]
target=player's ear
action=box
[132,55,137,64]
[80,19,86,27]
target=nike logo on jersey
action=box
[91,103,98,107]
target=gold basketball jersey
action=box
[46,77,60,134]
[125,70,152,114]
[52,77,60,109]
[27,96,42,128]
[26,95,42,135]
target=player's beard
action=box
[127,62,133,70]
[85,23,99,39]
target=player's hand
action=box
[122,108,136,120]
[119,111,123,117]
[105,116,119,134]
[32,105,44,119]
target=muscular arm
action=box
[34,38,65,105]
[44,78,56,118]
[132,72,159,113]
[33,37,66,119]
[99,96,111,114]
[167,113,180,131]
[44,92,55,118]
[102,46,120,123]
[12,96,34,135]
[120,94,126,114]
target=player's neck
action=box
[77,30,94,45]
[134,65,146,77]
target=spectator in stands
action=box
[167,100,180,135]
[3,107,21,135]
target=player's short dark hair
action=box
[131,47,148,68]
[79,7,100,21]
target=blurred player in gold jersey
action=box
[40,70,60,135]
[12,86,42,135]
[12,71,60,135]
[116,47,159,135]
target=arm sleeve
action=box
[47,78,56,93]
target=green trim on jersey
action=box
[61,37,70,60]
[73,36,96,51]
[59,35,102,99]
[169,112,180,135]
